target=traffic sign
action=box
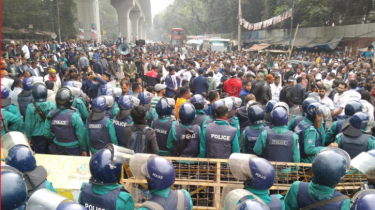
[51,33,57,39]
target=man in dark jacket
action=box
[255,74,273,105]
[280,77,295,108]
[164,66,177,97]
[92,58,103,74]
[283,64,294,85]
[193,69,209,95]
[252,72,265,103]
[107,55,118,78]
[292,77,306,106]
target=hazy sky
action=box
[151,0,174,17]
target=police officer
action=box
[224,97,241,136]
[223,189,270,210]
[295,102,335,163]
[130,154,193,210]
[288,97,318,131]
[325,101,363,145]
[152,98,176,156]
[138,92,158,126]
[335,112,375,159]
[351,149,375,189]
[284,148,351,209]
[25,83,56,154]
[228,153,285,209]
[1,84,23,127]
[254,107,300,163]
[2,132,57,198]
[1,165,28,210]
[63,80,89,106]
[350,190,375,210]
[63,84,89,122]
[44,87,88,156]
[200,101,240,158]
[1,108,23,137]
[79,145,136,210]
[191,94,212,129]
[167,103,203,157]
[18,77,34,117]
[86,96,118,154]
[242,105,266,154]
[28,189,87,210]
[113,95,138,148]
[264,99,278,128]
[102,88,120,119]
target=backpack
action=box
[127,125,151,153]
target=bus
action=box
[209,38,231,52]
[171,28,184,45]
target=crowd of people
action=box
[1,38,375,210]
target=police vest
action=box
[292,115,304,131]
[268,195,283,210]
[87,116,111,150]
[205,122,237,159]
[335,119,345,137]
[174,124,200,157]
[237,106,250,134]
[141,190,191,210]
[339,133,369,159]
[113,116,133,148]
[105,106,115,119]
[297,182,344,210]
[295,122,322,159]
[81,183,127,210]
[244,126,266,154]
[18,91,32,117]
[153,118,174,151]
[263,128,294,162]
[192,115,211,129]
[50,109,78,144]
[24,166,48,199]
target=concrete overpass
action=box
[77,0,152,43]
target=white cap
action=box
[155,84,167,92]
[316,74,322,80]
[312,68,318,71]
[287,64,292,68]
[322,63,327,65]
[10,41,15,44]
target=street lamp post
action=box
[288,0,295,51]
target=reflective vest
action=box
[244,126,266,154]
[262,128,294,162]
[87,116,111,150]
[192,115,211,129]
[18,91,33,117]
[174,124,200,157]
[141,190,191,210]
[152,118,174,151]
[113,116,133,147]
[297,182,344,210]
[81,183,125,210]
[268,195,283,210]
[205,123,236,159]
[50,109,78,144]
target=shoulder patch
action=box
[309,126,315,130]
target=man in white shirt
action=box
[319,85,334,116]
[270,74,282,100]
[343,80,361,102]
[212,65,222,88]
[22,41,30,60]
[332,82,347,120]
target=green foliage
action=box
[99,0,118,39]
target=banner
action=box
[241,8,292,31]
[91,23,97,39]
[79,22,84,40]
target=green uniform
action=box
[287,115,299,131]
[325,120,349,146]
[242,124,264,152]
[241,187,285,210]
[137,187,193,210]
[44,108,87,151]
[335,132,375,151]
[253,125,300,163]
[1,108,23,137]
[284,181,350,210]
[151,117,177,156]
[78,183,135,210]
[25,101,56,141]
[195,109,211,126]
[300,119,326,163]
[5,104,23,132]
[45,180,58,193]
[146,108,158,123]
[198,120,240,158]
[72,97,88,122]
[167,122,203,157]
[85,118,118,154]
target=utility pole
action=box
[56,0,61,43]
[238,0,242,51]
[288,0,295,52]
[50,4,55,34]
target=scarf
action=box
[301,73,308,87]
[49,75,57,82]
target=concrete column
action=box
[143,24,148,40]
[138,18,145,40]
[129,12,142,42]
[110,0,135,42]
[77,0,101,42]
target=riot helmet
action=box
[1,84,11,107]
[1,165,27,210]
[223,188,269,210]
[156,98,173,119]
[129,154,175,190]
[118,95,139,110]
[312,148,351,188]
[55,87,74,110]
[5,145,36,173]
[26,188,79,210]
[92,96,112,112]
[273,102,289,114]
[351,149,375,179]
[271,107,288,126]
[265,99,278,123]
[22,77,34,90]
[302,98,318,114]
[138,92,152,111]
[89,144,134,184]
[31,83,48,102]
[305,102,325,122]
[350,112,369,130]
[56,203,87,210]
[345,101,363,117]
[191,94,205,110]
[211,99,225,117]
[247,105,264,125]
[350,190,375,210]
[229,153,275,190]
[237,200,270,210]
[178,103,196,125]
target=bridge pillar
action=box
[143,23,148,40]
[129,12,142,42]
[138,18,145,40]
[110,0,135,42]
[77,0,101,42]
